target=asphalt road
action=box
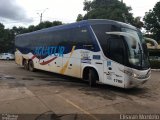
[0,61,160,120]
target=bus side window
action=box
[71,27,94,50]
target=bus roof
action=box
[16,19,137,37]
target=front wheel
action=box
[28,60,35,72]
[89,69,97,87]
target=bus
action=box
[15,19,152,88]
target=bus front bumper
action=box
[124,69,151,88]
[127,76,150,88]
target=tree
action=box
[12,21,63,34]
[35,21,53,30]
[12,26,27,35]
[0,23,15,53]
[0,23,4,30]
[52,21,62,26]
[0,20,63,53]
[32,21,63,31]
[144,1,160,42]
[28,25,36,32]
[0,23,5,52]
[132,17,144,29]
[0,23,5,38]
[2,29,15,53]
[76,14,83,21]
[77,0,134,24]
[83,0,92,12]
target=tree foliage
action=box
[0,21,63,53]
[0,24,15,53]
[77,0,144,29]
[132,17,144,29]
[12,21,63,35]
[76,14,83,22]
[78,0,134,24]
[144,1,160,42]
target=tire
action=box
[89,69,97,87]
[28,60,35,72]
[24,60,29,70]
[6,57,10,60]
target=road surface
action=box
[0,61,160,120]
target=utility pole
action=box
[40,13,42,23]
[37,8,48,23]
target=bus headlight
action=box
[121,69,150,79]
[132,72,150,79]
[122,70,148,79]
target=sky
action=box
[0,0,159,28]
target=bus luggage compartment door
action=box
[62,57,81,78]
[48,56,62,73]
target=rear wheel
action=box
[28,60,35,72]
[23,60,28,70]
[89,69,97,87]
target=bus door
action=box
[104,38,125,87]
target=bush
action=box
[150,60,160,69]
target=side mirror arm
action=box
[106,32,137,49]
[144,37,159,49]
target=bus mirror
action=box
[144,37,159,49]
[106,32,137,49]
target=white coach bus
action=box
[15,19,154,88]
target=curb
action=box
[151,69,160,72]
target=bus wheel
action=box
[6,57,10,60]
[24,60,29,70]
[89,69,96,87]
[28,60,35,72]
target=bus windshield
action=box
[122,28,150,70]
[92,24,150,70]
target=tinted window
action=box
[53,26,94,50]
[92,24,111,51]
[16,26,94,51]
[107,38,125,64]
[92,24,120,45]
[92,24,121,55]
[92,24,126,64]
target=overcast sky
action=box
[0,0,159,28]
